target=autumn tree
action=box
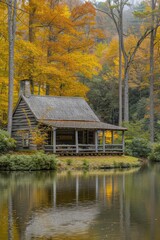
[0,0,102,126]
[134,0,160,141]
[0,3,8,126]
[7,0,17,136]
[94,0,125,125]
[95,0,159,125]
[14,1,101,96]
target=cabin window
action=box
[23,132,29,148]
[56,129,75,145]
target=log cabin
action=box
[12,80,127,155]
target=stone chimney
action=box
[19,79,32,97]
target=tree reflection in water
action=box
[0,166,160,240]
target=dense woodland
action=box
[0,0,160,142]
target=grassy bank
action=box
[0,152,140,171]
[57,155,141,170]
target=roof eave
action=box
[38,120,127,131]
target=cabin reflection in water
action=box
[0,168,159,240]
[0,172,123,239]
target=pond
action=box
[0,164,160,240]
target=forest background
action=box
[0,0,160,143]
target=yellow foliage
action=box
[98,131,118,144]
[95,43,108,58]
[0,1,102,125]
[30,128,48,147]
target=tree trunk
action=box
[28,0,36,91]
[149,0,155,143]
[118,12,123,126]
[150,30,154,142]
[124,62,129,122]
[29,0,36,43]
[7,0,17,136]
[46,0,56,95]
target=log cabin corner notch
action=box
[12,80,127,155]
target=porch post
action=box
[102,130,105,152]
[75,130,79,153]
[111,131,114,144]
[122,131,125,154]
[95,130,98,153]
[53,128,56,153]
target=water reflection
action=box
[0,166,160,240]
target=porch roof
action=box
[40,120,127,131]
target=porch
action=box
[44,128,125,155]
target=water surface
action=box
[0,164,160,240]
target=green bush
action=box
[123,120,149,141]
[66,159,72,166]
[82,159,89,171]
[149,144,160,162]
[125,140,133,156]
[0,152,57,171]
[125,138,151,158]
[0,129,16,153]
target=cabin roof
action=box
[22,95,100,122]
[20,95,126,131]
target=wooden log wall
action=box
[56,129,75,145]
[12,98,37,150]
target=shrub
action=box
[123,120,149,141]
[0,152,57,171]
[82,159,89,171]
[125,138,151,158]
[66,159,72,166]
[149,144,160,162]
[125,140,133,156]
[0,129,16,153]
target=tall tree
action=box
[149,0,158,142]
[95,0,157,123]
[95,0,125,125]
[28,0,37,93]
[7,0,17,136]
[134,0,160,142]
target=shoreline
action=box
[0,153,141,171]
[57,155,141,171]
